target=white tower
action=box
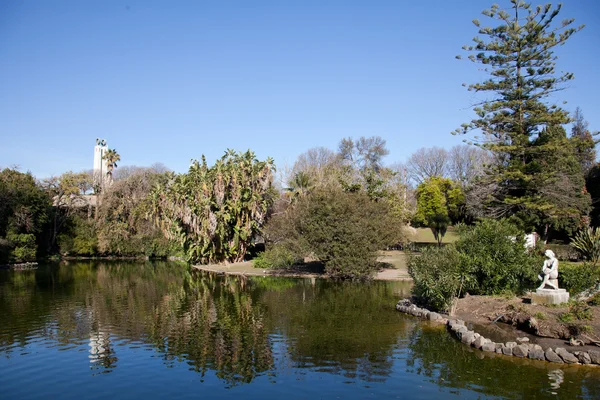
[93,138,108,189]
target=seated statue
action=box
[538,249,559,290]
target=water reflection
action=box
[406,324,600,398]
[0,262,410,384]
[1,262,600,399]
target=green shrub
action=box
[6,233,37,262]
[454,219,539,295]
[269,189,404,280]
[252,245,298,269]
[58,216,98,256]
[408,245,464,312]
[533,312,547,320]
[559,262,600,295]
[408,219,541,311]
[546,243,581,262]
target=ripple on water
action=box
[2,263,600,400]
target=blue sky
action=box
[1,0,599,178]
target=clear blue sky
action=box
[1,0,599,178]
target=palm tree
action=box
[285,171,313,203]
[103,148,121,181]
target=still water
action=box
[1,261,599,399]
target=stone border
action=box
[0,262,38,270]
[396,299,600,366]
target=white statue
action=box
[538,249,559,290]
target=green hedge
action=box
[559,261,600,295]
[408,219,541,312]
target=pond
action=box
[1,261,599,399]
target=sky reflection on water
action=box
[1,261,599,399]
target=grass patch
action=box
[533,312,547,320]
[378,250,408,270]
[413,227,459,244]
[559,301,593,323]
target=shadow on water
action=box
[1,261,600,398]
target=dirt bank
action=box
[193,250,412,281]
[453,295,600,353]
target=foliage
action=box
[289,146,341,191]
[57,216,98,256]
[102,148,121,180]
[559,301,593,323]
[545,243,581,262]
[285,171,313,203]
[571,107,598,176]
[559,262,600,295]
[570,227,600,266]
[409,219,540,311]
[265,188,404,279]
[53,167,182,258]
[589,165,600,228]
[0,168,51,261]
[337,136,398,202]
[455,219,539,295]
[95,168,181,257]
[43,170,94,251]
[290,137,412,223]
[408,245,465,312]
[252,245,298,270]
[533,312,547,320]
[6,232,37,262]
[413,177,465,245]
[152,150,275,264]
[529,125,591,237]
[455,1,589,238]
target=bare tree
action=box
[448,145,492,187]
[290,147,341,190]
[406,147,448,185]
[339,136,389,172]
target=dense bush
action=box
[408,219,540,312]
[408,246,464,312]
[252,246,298,269]
[151,151,275,264]
[546,243,581,262]
[58,216,98,256]
[455,219,540,295]
[265,188,405,279]
[95,169,183,258]
[0,168,52,261]
[559,261,600,295]
[6,233,37,262]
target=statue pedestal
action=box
[531,288,569,305]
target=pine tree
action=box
[530,125,590,236]
[571,107,598,176]
[455,1,589,236]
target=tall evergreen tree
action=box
[455,1,589,237]
[571,107,598,177]
[588,165,600,228]
[531,125,590,236]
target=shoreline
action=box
[192,261,413,281]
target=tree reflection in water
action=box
[4,262,600,397]
[0,262,413,386]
